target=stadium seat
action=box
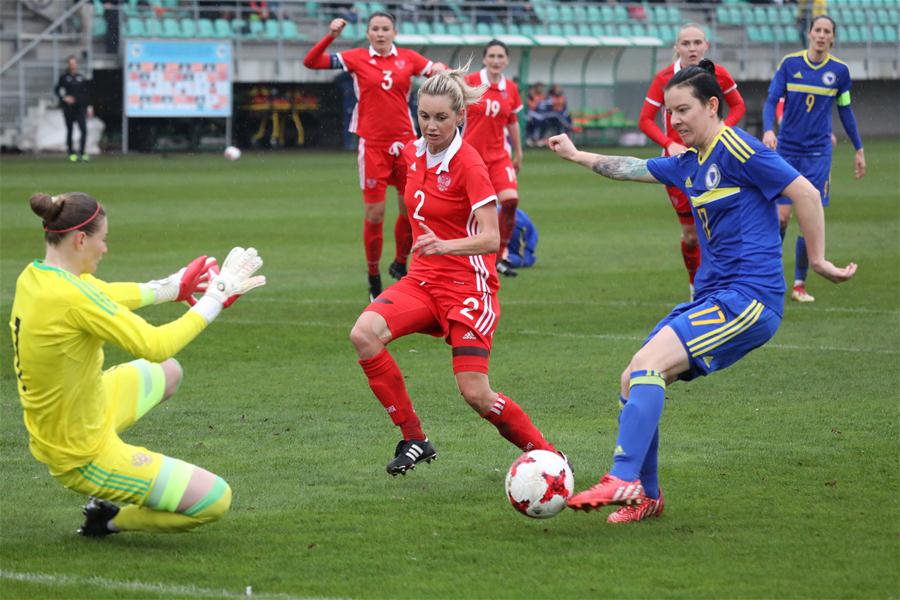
[716,6,731,25]
[281,20,305,40]
[845,24,863,42]
[180,19,196,38]
[491,22,505,36]
[247,18,265,38]
[587,5,601,21]
[885,24,898,41]
[214,18,232,38]
[264,19,280,39]
[871,24,886,42]
[600,5,614,23]
[432,21,448,34]
[476,22,491,35]
[146,17,164,37]
[559,5,575,22]
[613,5,628,22]
[618,23,633,37]
[775,25,790,43]
[197,18,215,38]
[667,6,681,24]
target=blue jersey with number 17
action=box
[647,126,800,317]
[769,51,852,156]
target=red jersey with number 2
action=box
[403,132,499,291]
[463,69,523,163]
[336,45,432,143]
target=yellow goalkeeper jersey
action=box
[9,260,207,472]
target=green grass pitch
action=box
[1,140,897,599]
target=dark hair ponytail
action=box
[30,191,105,245]
[665,58,725,118]
[483,39,509,57]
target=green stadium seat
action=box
[845,24,863,42]
[587,5,601,21]
[264,19,280,39]
[197,18,215,37]
[667,6,681,24]
[281,20,306,40]
[214,18,232,38]
[147,17,164,37]
[779,7,794,25]
[775,24,790,43]
[559,5,575,22]
[548,23,565,35]
[729,7,743,24]
[852,8,868,24]
[247,17,265,38]
[476,22,491,35]
[885,24,898,41]
[766,6,779,24]
[590,23,606,37]
[618,23,633,37]
[304,1,320,18]
[613,5,628,23]
[491,22,506,36]
[93,14,107,37]
[573,5,588,22]
[753,7,767,24]
[716,6,730,24]
[600,5,614,22]
[181,19,197,37]
[870,24,886,41]
[446,22,463,35]
[631,23,648,36]
[231,18,246,36]
[562,23,578,36]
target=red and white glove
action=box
[188,247,266,321]
[143,256,217,304]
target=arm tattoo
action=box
[591,156,651,181]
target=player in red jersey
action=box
[463,40,525,277]
[639,23,746,298]
[303,13,445,301]
[349,65,561,476]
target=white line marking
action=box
[0,570,317,600]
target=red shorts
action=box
[666,185,695,226]
[485,155,518,194]
[365,276,500,374]
[358,138,413,204]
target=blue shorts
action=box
[776,153,831,207]
[645,289,781,381]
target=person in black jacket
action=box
[54,56,93,161]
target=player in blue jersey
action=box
[763,15,865,303]
[548,60,856,523]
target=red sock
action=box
[681,239,701,285]
[364,219,383,276]
[394,214,412,265]
[482,393,555,452]
[358,348,424,440]
[498,198,519,258]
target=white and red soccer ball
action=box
[505,449,574,519]
[223,145,242,161]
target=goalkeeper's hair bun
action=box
[30,192,65,223]
[30,191,105,244]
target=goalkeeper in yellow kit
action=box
[9,191,266,537]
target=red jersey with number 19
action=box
[463,69,523,162]
[336,45,432,143]
[403,132,499,290]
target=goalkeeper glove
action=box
[142,256,216,304]
[190,247,266,322]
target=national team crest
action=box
[365,178,378,188]
[395,59,407,69]
[704,164,721,189]
[436,173,452,192]
[822,71,836,86]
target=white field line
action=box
[0,570,322,600]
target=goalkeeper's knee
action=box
[186,475,232,525]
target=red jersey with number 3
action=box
[645,60,738,149]
[463,69,523,162]
[403,132,499,291]
[336,45,432,143]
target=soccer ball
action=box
[223,145,241,161]
[505,449,574,519]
